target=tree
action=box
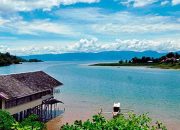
[0,110,16,130]
[119,60,123,64]
[175,53,180,59]
[132,57,138,63]
[5,52,11,57]
[166,52,175,58]
[0,110,45,130]
[61,113,167,130]
[0,52,41,67]
[12,115,46,130]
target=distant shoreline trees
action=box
[119,52,180,64]
[92,52,180,69]
[0,52,42,67]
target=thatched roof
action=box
[0,71,62,100]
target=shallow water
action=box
[0,61,180,128]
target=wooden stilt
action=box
[20,111,23,121]
[51,104,52,119]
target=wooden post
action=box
[20,111,23,121]
[51,104,52,119]
[54,104,56,117]
[1,100,5,110]
[24,110,27,118]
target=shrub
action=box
[0,110,16,130]
[0,110,45,130]
[12,115,46,130]
[61,113,167,130]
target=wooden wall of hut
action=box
[5,90,53,109]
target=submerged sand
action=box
[46,107,180,130]
[46,106,99,130]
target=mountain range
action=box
[21,51,170,61]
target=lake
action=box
[0,61,180,129]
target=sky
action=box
[0,0,180,55]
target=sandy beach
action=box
[46,105,100,130]
[46,115,180,130]
[46,106,180,130]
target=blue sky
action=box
[0,0,180,55]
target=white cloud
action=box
[117,0,180,7]
[56,8,104,22]
[0,0,99,12]
[13,20,76,36]
[161,0,170,6]
[1,8,179,40]
[60,38,180,52]
[92,22,180,34]
[4,38,180,55]
[0,16,78,36]
[133,0,157,7]
[117,0,157,7]
[113,39,180,52]
[0,17,10,25]
[90,11,180,34]
[56,8,180,35]
[0,8,179,41]
[65,38,100,52]
[172,0,180,5]
[0,45,8,52]
[59,0,100,5]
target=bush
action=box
[61,113,167,130]
[0,110,45,130]
[0,110,16,130]
[12,115,46,130]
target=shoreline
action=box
[46,98,180,130]
[90,63,180,70]
[46,112,180,130]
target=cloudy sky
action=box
[0,0,180,55]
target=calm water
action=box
[0,61,180,124]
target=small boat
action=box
[99,102,133,117]
[113,102,121,117]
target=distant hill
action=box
[0,52,42,67]
[21,51,167,61]
[0,52,26,66]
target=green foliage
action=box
[92,52,180,69]
[12,122,38,130]
[0,52,27,66]
[0,110,16,130]
[0,110,45,130]
[61,113,167,130]
[130,52,180,64]
[12,115,46,130]
[0,52,42,67]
